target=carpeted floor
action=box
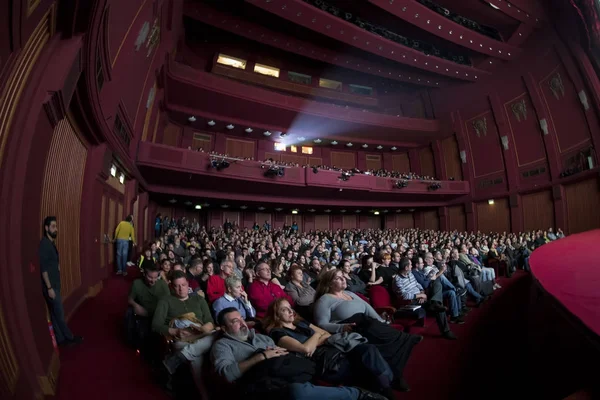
[55,270,532,400]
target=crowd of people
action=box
[185,147,440,181]
[127,221,563,399]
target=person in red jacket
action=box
[247,262,293,318]
[206,260,234,303]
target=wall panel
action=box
[280,154,307,165]
[331,151,356,169]
[396,213,415,229]
[565,178,600,234]
[476,198,511,234]
[40,119,87,300]
[419,146,436,178]
[225,138,255,159]
[420,210,439,231]
[391,153,410,173]
[365,154,382,171]
[503,92,547,167]
[342,215,357,229]
[162,122,181,147]
[522,190,555,231]
[448,205,466,232]
[441,135,463,180]
[315,215,330,230]
[465,110,506,179]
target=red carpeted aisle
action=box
[55,271,531,400]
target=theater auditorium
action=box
[1,0,600,399]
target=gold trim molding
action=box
[0,3,56,166]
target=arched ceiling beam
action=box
[368,0,522,59]
[245,0,490,82]
[184,2,444,87]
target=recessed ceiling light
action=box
[374,211,380,215]
[346,142,353,147]
[240,205,248,210]
[340,209,346,213]
[195,205,202,210]
[324,209,331,213]
[258,206,265,211]
[207,120,216,126]
[275,208,283,211]
[168,199,177,204]
[331,141,338,145]
[292,210,298,214]
[245,128,253,133]
[221,204,229,208]
[226,124,234,130]
[188,116,196,122]
[377,145,383,150]
[308,209,315,212]
[362,144,368,148]
[263,131,272,136]
[314,138,322,143]
[391,146,397,151]
[298,136,306,141]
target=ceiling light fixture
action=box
[331,141,338,145]
[258,206,265,211]
[275,208,283,212]
[346,143,353,147]
[184,201,192,206]
[374,211,380,215]
[245,128,253,133]
[226,124,234,130]
[194,204,202,210]
[168,198,177,204]
[263,131,272,136]
[314,138,322,144]
[110,164,117,177]
[488,199,495,205]
[207,120,216,126]
[292,210,298,214]
[362,144,368,148]
[188,116,196,122]
[240,205,248,210]
[119,173,125,185]
[391,146,397,151]
[377,145,383,150]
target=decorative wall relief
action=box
[549,73,565,100]
[146,18,160,57]
[511,99,527,121]
[472,117,488,138]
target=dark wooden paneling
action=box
[225,138,255,159]
[420,210,439,231]
[442,135,463,180]
[565,178,600,234]
[40,119,87,300]
[315,215,330,230]
[391,153,410,173]
[419,146,436,178]
[522,190,555,231]
[448,205,466,232]
[331,151,356,170]
[365,154,382,171]
[396,213,415,229]
[162,122,181,147]
[342,215,357,229]
[476,198,511,234]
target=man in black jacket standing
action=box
[40,216,83,346]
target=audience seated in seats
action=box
[270,257,288,289]
[263,298,399,400]
[313,269,423,392]
[340,259,368,295]
[159,259,171,282]
[284,264,316,320]
[211,307,387,400]
[467,247,501,289]
[199,259,215,293]
[247,262,294,319]
[212,276,256,323]
[393,258,456,340]
[126,261,170,351]
[448,249,486,305]
[411,255,465,325]
[153,271,216,397]
[186,258,206,297]
[207,260,235,303]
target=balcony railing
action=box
[305,0,472,66]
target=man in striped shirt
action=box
[393,258,456,340]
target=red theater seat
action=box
[368,285,422,332]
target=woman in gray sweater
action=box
[313,269,423,392]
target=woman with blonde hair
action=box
[263,298,396,400]
[313,269,422,392]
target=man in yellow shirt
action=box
[115,215,136,276]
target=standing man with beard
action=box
[40,216,83,346]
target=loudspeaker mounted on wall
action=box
[578,90,590,111]
[459,150,466,164]
[539,119,549,135]
[500,135,509,150]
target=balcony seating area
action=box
[304,0,472,66]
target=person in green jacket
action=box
[128,261,169,317]
[153,271,216,394]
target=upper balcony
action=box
[137,141,469,207]
[165,59,443,147]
